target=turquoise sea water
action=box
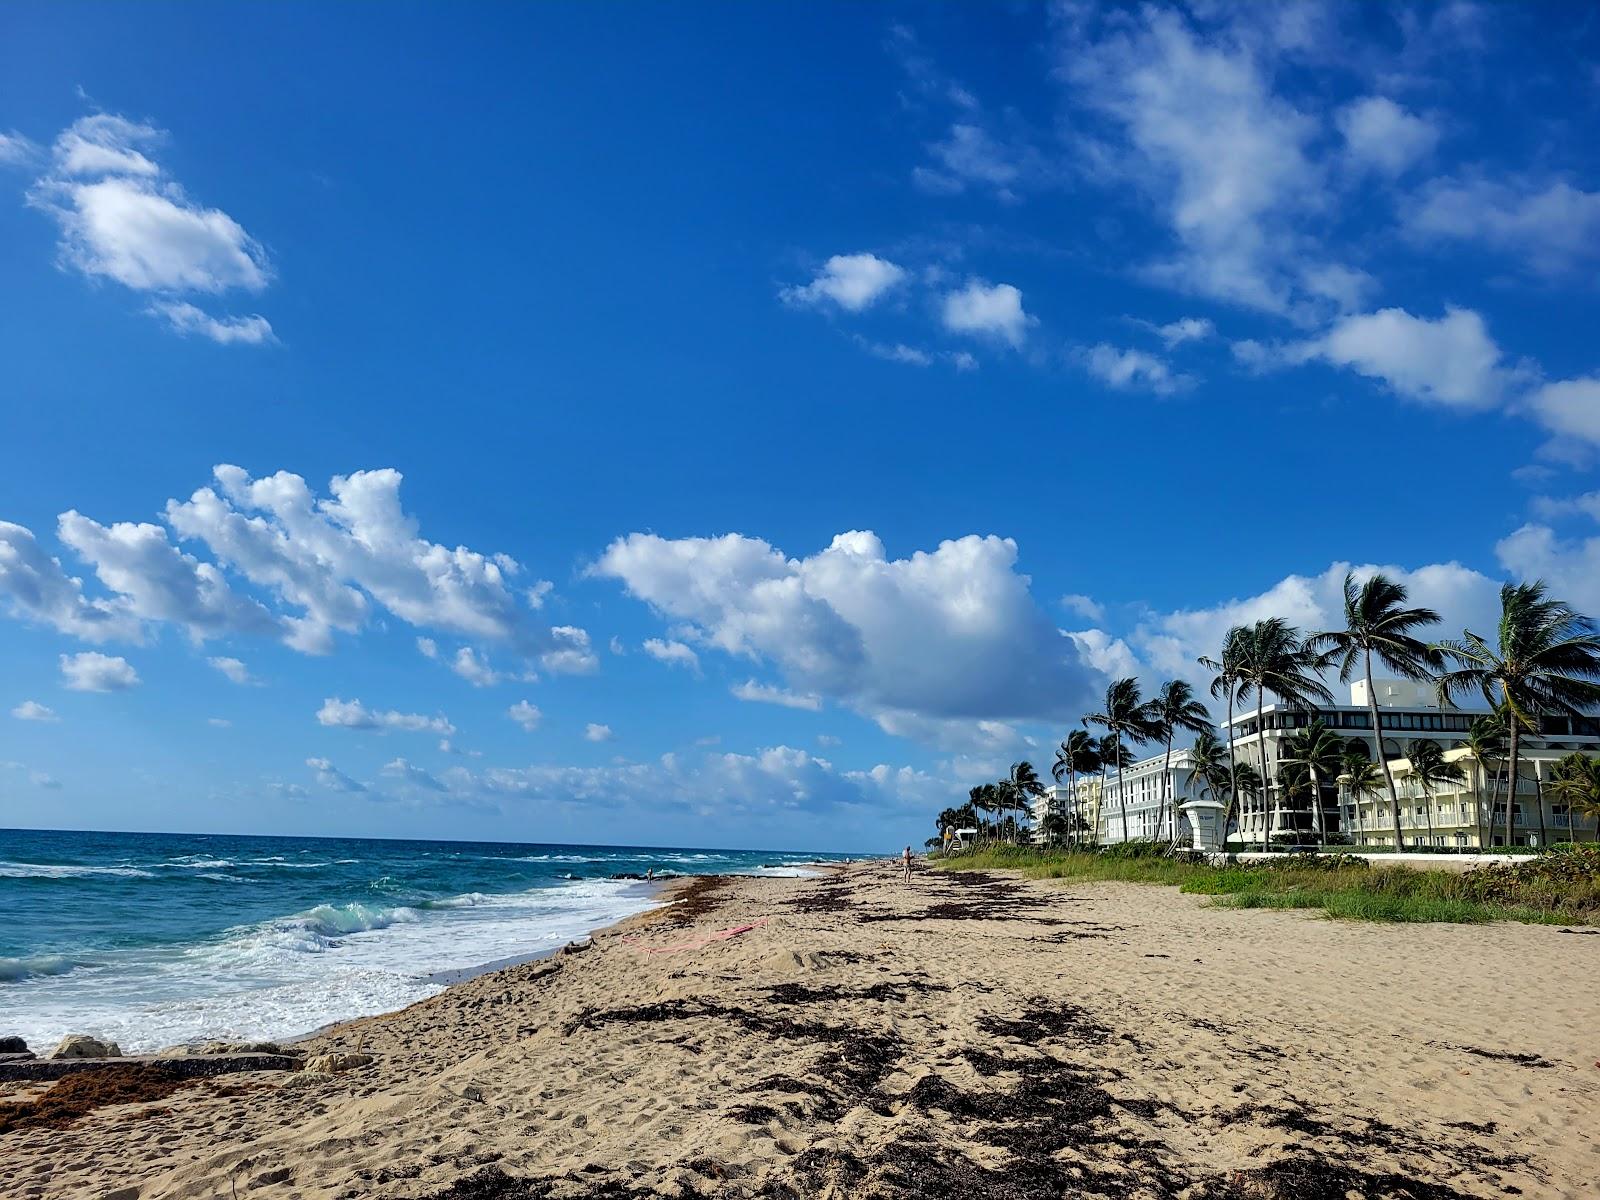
[0,828,838,1053]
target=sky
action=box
[2,2,1599,853]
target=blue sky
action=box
[2,2,1599,852]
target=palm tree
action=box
[969,783,1000,844]
[1436,582,1600,849]
[1308,573,1442,852]
[1085,680,1160,843]
[1341,752,1386,846]
[1407,739,1466,848]
[1147,680,1211,843]
[1232,619,1335,851]
[1052,730,1100,850]
[1277,764,1316,843]
[1094,730,1132,846]
[1463,714,1507,849]
[1200,627,1248,847]
[1230,760,1264,841]
[1180,727,1230,847]
[1007,761,1045,843]
[1548,752,1600,840]
[1280,719,1344,845]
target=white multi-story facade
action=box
[1033,681,1600,850]
[1033,748,1201,845]
[1222,681,1600,849]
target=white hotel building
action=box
[1035,680,1600,850]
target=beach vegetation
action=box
[934,843,1600,926]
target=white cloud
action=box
[1083,344,1190,395]
[381,757,446,792]
[206,656,254,685]
[56,510,280,642]
[1057,6,1339,315]
[540,626,598,675]
[27,114,273,341]
[1524,377,1600,448]
[1155,316,1213,348]
[417,637,438,659]
[1123,560,1502,693]
[316,697,454,735]
[0,131,40,166]
[642,637,700,673]
[449,646,502,687]
[148,301,274,346]
[731,680,823,711]
[594,528,1099,743]
[915,124,1028,199]
[1060,593,1105,622]
[1496,508,1600,621]
[10,700,58,722]
[1300,306,1518,410]
[207,717,231,728]
[941,279,1033,347]
[306,756,364,793]
[781,253,906,312]
[608,635,625,656]
[507,700,542,732]
[449,743,943,817]
[30,771,62,790]
[1336,97,1437,176]
[0,520,141,642]
[584,723,615,743]
[1407,176,1600,276]
[60,651,139,692]
[165,464,583,659]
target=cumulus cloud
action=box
[60,651,139,692]
[507,700,541,732]
[1406,176,1600,277]
[316,697,454,735]
[1083,344,1190,395]
[1496,505,1600,620]
[148,301,275,346]
[584,723,615,742]
[540,626,599,675]
[731,680,823,711]
[1155,317,1213,347]
[642,637,700,673]
[207,717,231,728]
[449,744,944,818]
[1123,560,1502,694]
[55,510,279,643]
[448,646,503,687]
[781,253,906,312]
[0,520,141,642]
[306,756,364,793]
[940,280,1033,347]
[31,771,62,790]
[164,464,579,659]
[1523,377,1600,448]
[206,656,254,685]
[1294,307,1520,411]
[381,757,446,792]
[26,113,273,341]
[594,528,1099,745]
[1336,97,1438,176]
[10,700,58,722]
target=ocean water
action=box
[0,828,837,1054]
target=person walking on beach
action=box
[901,845,913,884]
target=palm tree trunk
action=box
[1363,649,1404,851]
[1310,765,1324,845]
[1424,785,1435,846]
[1503,715,1520,850]
[1223,687,1239,850]
[1160,731,1175,844]
[1115,733,1129,843]
[1255,691,1270,851]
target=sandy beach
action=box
[4,862,1597,1199]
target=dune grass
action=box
[935,844,1600,926]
